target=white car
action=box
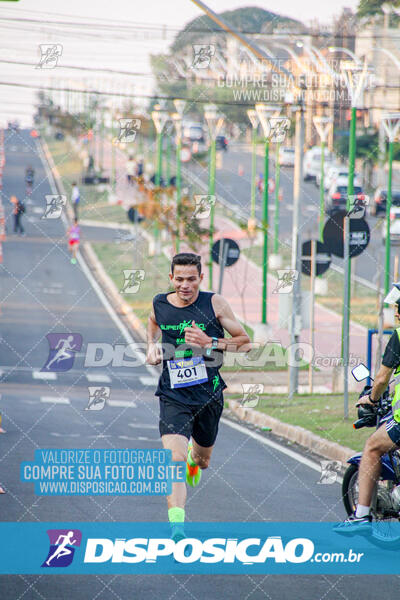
[278,146,295,167]
[382,205,400,244]
[303,147,335,181]
[323,166,362,192]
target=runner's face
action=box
[169,265,203,303]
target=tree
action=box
[357,0,400,19]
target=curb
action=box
[227,399,354,464]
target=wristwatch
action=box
[206,337,218,356]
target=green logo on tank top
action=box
[160,320,206,335]
[212,375,220,391]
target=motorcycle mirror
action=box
[351,363,370,382]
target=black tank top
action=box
[153,291,226,405]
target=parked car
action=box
[215,135,228,151]
[382,205,400,244]
[326,178,365,215]
[182,122,205,145]
[321,166,362,192]
[303,147,335,181]
[372,188,400,217]
[278,146,295,167]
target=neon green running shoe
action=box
[186,443,201,487]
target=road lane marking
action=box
[220,417,343,483]
[107,399,137,408]
[139,376,159,386]
[128,423,158,429]
[33,371,57,380]
[86,373,112,383]
[40,396,70,404]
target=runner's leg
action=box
[161,433,188,510]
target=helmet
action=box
[384,282,400,307]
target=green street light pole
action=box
[255,103,282,324]
[273,142,281,254]
[172,102,185,253]
[204,104,224,291]
[111,109,116,193]
[247,109,259,220]
[151,109,169,255]
[166,133,171,186]
[208,138,217,289]
[262,138,270,323]
[381,114,400,297]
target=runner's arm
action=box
[211,294,251,352]
[146,306,162,365]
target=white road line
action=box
[107,400,137,408]
[41,396,70,404]
[33,371,57,380]
[220,417,343,483]
[139,376,159,386]
[128,423,158,430]
[86,373,112,383]
[38,140,158,381]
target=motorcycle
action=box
[341,363,400,543]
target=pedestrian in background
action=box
[71,182,80,219]
[126,155,137,186]
[11,195,25,236]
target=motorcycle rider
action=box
[337,282,400,532]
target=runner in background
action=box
[67,218,80,264]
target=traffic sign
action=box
[301,240,331,277]
[212,238,240,267]
[323,211,370,259]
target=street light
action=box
[247,109,259,225]
[255,102,281,324]
[328,46,361,65]
[341,59,371,418]
[151,108,169,186]
[381,113,400,298]
[204,103,224,290]
[151,108,169,255]
[172,109,184,253]
[313,115,333,240]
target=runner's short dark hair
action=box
[171,253,201,275]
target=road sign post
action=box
[212,238,240,294]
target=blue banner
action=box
[1,522,400,574]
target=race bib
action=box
[167,356,208,389]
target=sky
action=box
[0,0,360,125]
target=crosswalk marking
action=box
[33,371,57,380]
[139,376,158,386]
[40,396,70,404]
[86,373,112,383]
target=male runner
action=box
[67,218,80,264]
[146,252,250,540]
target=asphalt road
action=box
[189,143,390,285]
[0,129,397,598]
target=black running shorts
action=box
[159,396,224,447]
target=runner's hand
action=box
[184,321,211,348]
[146,343,162,365]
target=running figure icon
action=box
[45,531,77,566]
[45,335,76,371]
